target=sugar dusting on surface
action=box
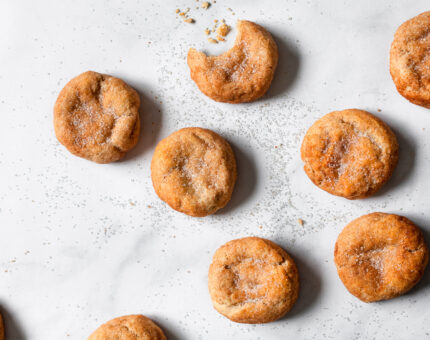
[317,119,385,195]
[169,134,228,206]
[209,39,259,83]
[231,257,270,304]
[353,246,395,282]
[70,84,120,148]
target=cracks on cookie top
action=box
[70,75,137,151]
[218,254,293,309]
[120,324,141,339]
[166,140,227,203]
[315,118,386,193]
[400,28,430,90]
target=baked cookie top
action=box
[390,11,430,108]
[188,20,278,103]
[301,109,398,199]
[54,71,140,163]
[208,237,299,323]
[87,314,166,340]
[334,213,428,303]
[151,127,237,217]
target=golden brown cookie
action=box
[208,237,299,323]
[187,20,278,103]
[87,314,166,340]
[151,127,237,217]
[54,71,140,163]
[301,109,398,199]
[390,11,430,108]
[334,213,429,303]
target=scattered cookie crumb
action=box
[201,1,210,9]
[377,109,382,112]
[216,23,230,41]
[175,9,180,13]
[184,18,195,23]
[147,205,152,208]
[129,201,135,206]
[259,225,263,229]
[208,38,218,44]
[298,218,304,226]
[204,28,211,35]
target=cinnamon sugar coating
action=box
[187,20,278,103]
[88,314,166,340]
[208,237,299,323]
[390,11,430,108]
[151,127,237,217]
[334,213,428,303]
[301,109,398,199]
[54,71,140,163]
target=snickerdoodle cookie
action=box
[54,71,140,163]
[301,109,398,199]
[208,237,299,323]
[334,213,428,303]
[88,314,166,340]
[151,127,237,217]
[390,11,430,108]
[187,20,278,103]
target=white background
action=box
[1,1,430,339]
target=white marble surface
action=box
[1,0,430,339]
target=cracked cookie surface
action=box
[334,213,428,303]
[390,11,430,108]
[187,20,278,103]
[54,71,140,163]
[87,314,166,340]
[151,127,237,217]
[208,237,299,323]
[301,109,398,199]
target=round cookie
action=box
[390,11,430,108]
[208,237,299,323]
[151,127,237,217]
[334,212,429,303]
[187,20,278,103]
[301,109,398,199]
[54,71,140,163]
[88,314,166,340]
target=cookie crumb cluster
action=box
[176,7,195,23]
[175,3,233,42]
[216,22,230,41]
[205,19,230,43]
